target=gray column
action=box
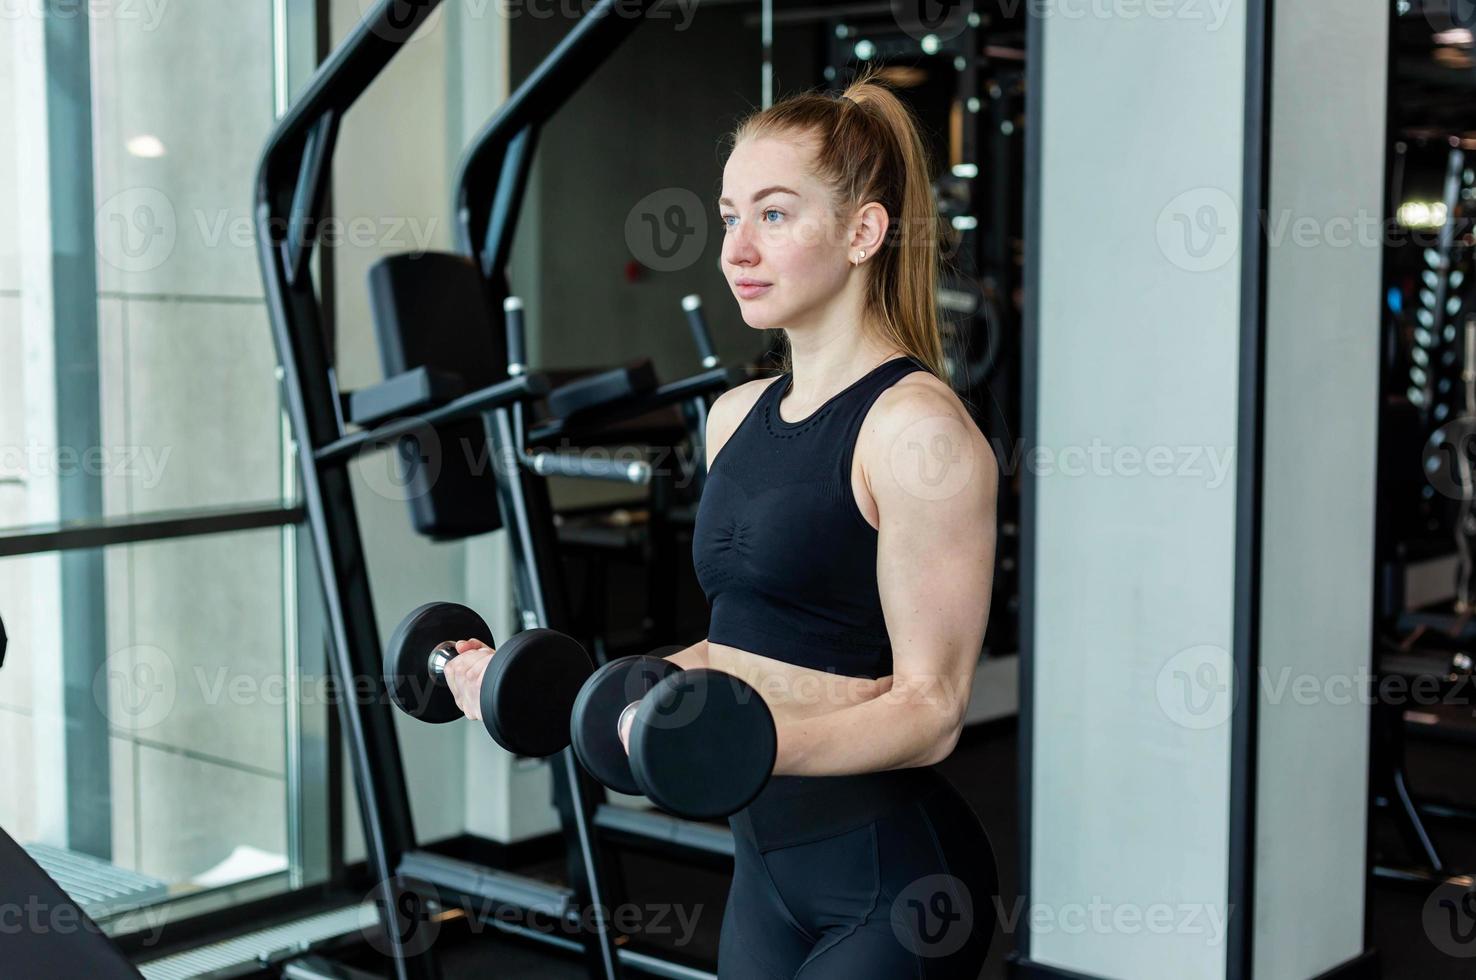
[1020,1,1385,978]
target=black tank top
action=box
[693,355,928,679]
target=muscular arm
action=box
[770,383,997,777]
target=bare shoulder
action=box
[707,375,784,465]
[857,371,998,503]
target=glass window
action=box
[0,524,320,930]
[2,3,284,530]
[0,2,323,942]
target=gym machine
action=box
[255,1,748,978]
[1372,135,1476,890]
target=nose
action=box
[722,218,760,269]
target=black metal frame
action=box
[253,3,742,979]
[0,505,305,558]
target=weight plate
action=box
[481,628,594,757]
[570,656,682,795]
[385,602,493,724]
[628,668,775,820]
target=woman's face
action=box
[718,136,852,331]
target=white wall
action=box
[1031,4,1247,977]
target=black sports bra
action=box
[691,356,927,679]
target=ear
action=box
[848,201,889,258]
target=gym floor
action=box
[309,719,1475,979]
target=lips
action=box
[734,279,771,299]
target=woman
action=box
[447,69,999,978]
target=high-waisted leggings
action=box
[717,766,997,979]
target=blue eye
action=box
[720,209,783,229]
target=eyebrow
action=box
[717,185,800,207]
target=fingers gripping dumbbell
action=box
[384,602,592,758]
[571,659,777,820]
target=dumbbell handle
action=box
[617,700,642,745]
[428,640,460,677]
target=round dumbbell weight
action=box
[570,655,684,795]
[383,601,593,758]
[626,668,777,821]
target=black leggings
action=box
[718,767,997,979]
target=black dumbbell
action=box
[571,660,776,820]
[570,655,684,795]
[384,601,593,758]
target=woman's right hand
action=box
[442,639,495,721]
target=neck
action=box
[783,331,903,408]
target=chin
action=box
[736,299,787,331]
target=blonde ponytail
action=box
[727,66,950,382]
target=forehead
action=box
[721,136,819,199]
